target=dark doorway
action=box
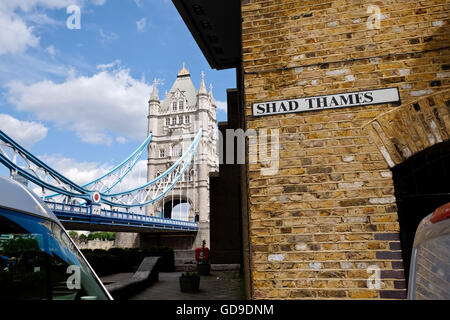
[392,140,450,287]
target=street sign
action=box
[252,87,400,117]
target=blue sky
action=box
[0,0,235,200]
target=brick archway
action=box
[362,90,450,168]
[362,89,450,289]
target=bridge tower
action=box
[146,64,218,248]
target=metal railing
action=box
[45,201,198,231]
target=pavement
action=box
[101,271,243,300]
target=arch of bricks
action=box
[362,90,450,168]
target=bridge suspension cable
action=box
[100,128,202,208]
[44,132,153,200]
[0,128,202,209]
[0,130,93,202]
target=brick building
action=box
[173,0,450,299]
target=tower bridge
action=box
[145,64,218,248]
[0,64,218,250]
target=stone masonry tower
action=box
[146,64,218,249]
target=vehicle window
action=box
[410,232,450,300]
[0,208,109,300]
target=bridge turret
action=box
[148,79,160,137]
[197,72,210,133]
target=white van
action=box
[0,176,112,300]
[408,202,450,300]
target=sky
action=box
[0,0,235,219]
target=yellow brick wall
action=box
[241,0,450,299]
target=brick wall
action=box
[241,0,450,299]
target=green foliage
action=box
[181,272,199,278]
[87,232,116,241]
[79,234,88,240]
[68,231,78,239]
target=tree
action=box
[68,231,78,239]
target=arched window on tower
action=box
[172,101,177,111]
[159,149,165,158]
[172,117,176,125]
[165,118,170,126]
[179,100,184,110]
[178,115,183,124]
[184,115,190,124]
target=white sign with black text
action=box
[252,87,400,117]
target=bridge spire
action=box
[198,71,207,95]
[149,79,159,102]
[209,83,216,106]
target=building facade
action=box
[146,64,218,248]
[240,0,449,300]
[173,0,450,299]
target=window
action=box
[172,146,182,157]
[179,101,184,110]
[172,101,177,111]
[0,208,110,300]
[165,118,170,126]
[159,149,165,158]
[172,117,176,125]
[185,115,190,124]
[178,116,183,124]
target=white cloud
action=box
[0,1,79,13]
[134,0,143,8]
[136,17,146,32]
[0,0,107,55]
[23,12,61,26]
[215,100,227,112]
[0,10,39,55]
[99,28,119,43]
[40,154,110,186]
[0,113,48,148]
[45,45,56,56]
[5,66,152,145]
[91,0,107,5]
[116,136,127,144]
[96,59,121,70]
